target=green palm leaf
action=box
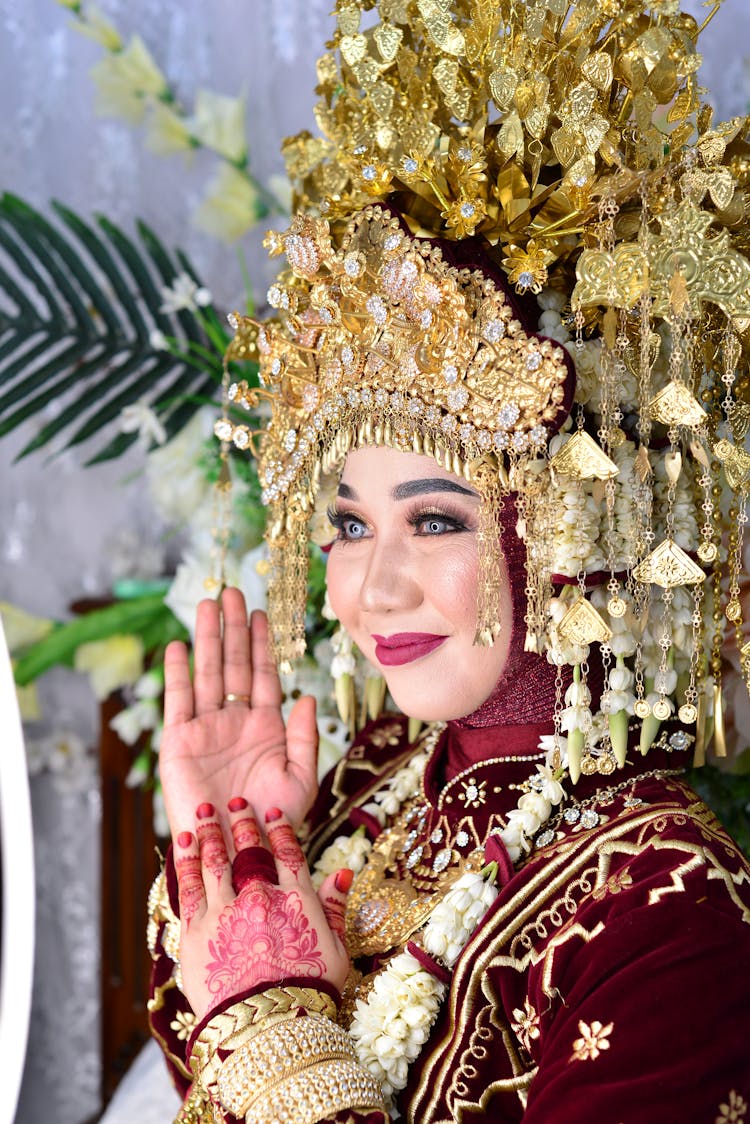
[0,193,226,463]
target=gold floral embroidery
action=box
[369,721,404,749]
[717,1090,748,1124]
[171,1009,197,1041]
[511,998,541,1053]
[592,868,634,900]
[571,1019,614,1062]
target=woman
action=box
[147,2,750,1118]
[149,449,750,1124]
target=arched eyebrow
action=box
[337,478,478,500]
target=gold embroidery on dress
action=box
[510,999,541,1054]
[571,1019,614,1062]
[716,1090,748,1124]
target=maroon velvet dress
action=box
[148,710,750,1123]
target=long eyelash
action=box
[405,504,469,531]
[326,505,349,530]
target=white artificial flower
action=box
[90,35,166,123]
[193,164,264,243]
[119,400,167,446]
[110,698,160,746]
[125,750,151,787]
[149,329,170,351]
[68,2,122,50]
[145,102,194,156]
[29,732,97,794]
[145,408,214,523]
[135,668,164,699]
[191,89,247,162]
[164,551,239,637]
[74,635,144,700]
[159,272,213,314]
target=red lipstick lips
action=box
[372,632,447,666]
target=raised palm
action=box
[159,588,318,840]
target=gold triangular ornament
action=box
[648,381,707,428]
[632,539,706,589]
[557,596,613,646]
[548,431,619,480]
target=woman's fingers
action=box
[163,640,194,728]
[195,803,233,903]
[264,808,310,888]
[192,598,225,715]
[285,694,319,793]
[317,869,353,947]
[175,831,206,929]
[249,610,283,709]
[228,796,262,851]
[220,588,252,707]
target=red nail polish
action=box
[196,802,215,819]
[177,831,193,848]
[265,807,283,823]
[228,796,249,812]
[335,868,354,893]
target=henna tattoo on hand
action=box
[267,823,305,878]
[175,853,204,929]
[204,885,325,1004]
[231,814,262,851]
[322,894,347,945]
[196,820,229,883]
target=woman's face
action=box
[325,446,513,722]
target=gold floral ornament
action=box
[217,205,573,666]
[571,1019,614,1063]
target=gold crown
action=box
[216,205,573,665]
[217,0,750,768]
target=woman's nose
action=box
[358,538,422,614]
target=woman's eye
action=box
[416,515,462,535]
[339,516,368,540]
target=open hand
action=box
[159,588,318,841]
[175,801,351,1021]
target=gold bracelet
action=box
[244,1058,386,1124]
[217,1015,357,1117]
[190,988,339,1100]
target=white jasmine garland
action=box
[349,870,500,1107]
[315,727,568,1104]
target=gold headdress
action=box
[218,0,750,774]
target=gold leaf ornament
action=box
[373,23,403,63]
[581,52,614,92]
[714,439,750,492]
[648,381,707,428]
[340,33,368,67]
[489,68,519,110]
[557,597,613,646]
[573,244,649,310]
[549,431,619,480]
[632,539,706,589]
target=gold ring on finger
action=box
[224,692,251,705]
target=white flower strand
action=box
[349,870,499,1107]
[311,728,566,1107]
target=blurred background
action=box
[1,2,750,1121]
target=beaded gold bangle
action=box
[216,1015,358,1117]
[190,988,339,1102]
[244,1058,385,1124]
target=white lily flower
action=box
[145,101,194,156]
[119,400,167,446]
[159,272,212,314]
[90,35,166,123]
[193,164,264,243]
[68,2,122,50]
[191,89,247,162]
